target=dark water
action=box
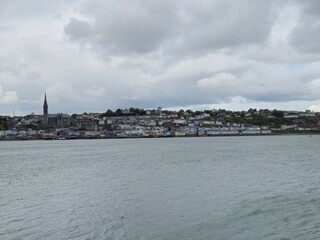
[1,136,320,240]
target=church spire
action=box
[44,92,47,106]
[43,92,48,126]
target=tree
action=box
[0,117,10,130]
[115,109,122,116]
[106,109,114,114]
[178,109,185,117]
[272,109,284,118]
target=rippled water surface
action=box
[1,136,320,239]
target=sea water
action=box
[1,135,320,239]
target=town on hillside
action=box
[1,94,320,140]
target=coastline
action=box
[1,132,318,142]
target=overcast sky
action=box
[1,0,320,115]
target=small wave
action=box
[247,209,264,217]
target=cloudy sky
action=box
[1,0,320,115]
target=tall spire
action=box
[44,91,47,105]
[43,92,48,126]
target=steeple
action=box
[43,92,48,126]
[44,92,47,106]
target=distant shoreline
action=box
[1,132,318,142]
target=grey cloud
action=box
[65,0,179,54]
[64,0,283,56]
[64,18,93,41]
[287,0,320,54]
[0,0,70,20]
[0,26,12,32]
[299,0,320,15]
[290,19,320,53]
[173,0,278,54]
[112,53,320,109]
[0,85,18,104]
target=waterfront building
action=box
[42,92,70,128]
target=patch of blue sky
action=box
[287,64,306,73]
